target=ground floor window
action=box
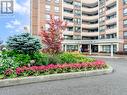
[102,45,117,53]
[124,44,127,51]
[63,45,78,51]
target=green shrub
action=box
[14,54,31,66]
[32,53,62,65]
[58,52,95,64]
[2,50,18,58]
[32,52,49,66]
[48,55,62,65]
[58,52,78,63]
[0,57,19,74]
[1,50,31,67]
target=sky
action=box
[0,0,30,43]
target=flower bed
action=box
[4,60,108,78]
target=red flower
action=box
[15,60,106,75]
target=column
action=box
[78,44,81,52]
[61,44,64,51]
[111,43,113,57]
[98,45,102,52]
[65,44,67,52]
[89,44,92,55]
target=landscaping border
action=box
[0,66,113,88]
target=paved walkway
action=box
[0,58,127,95]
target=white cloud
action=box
[5,19,30,33]
[14,0,30,15]
[5,19,29,33]
[11,19,21,25]
[6,23,15,29]
[5,19,21,29]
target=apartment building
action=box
[31,0,127,53]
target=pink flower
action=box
[15,60,106,75]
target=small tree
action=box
[6,33,42,54]
[39,15,67,54]
[0,39,3,50]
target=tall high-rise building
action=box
[31,0,127,53]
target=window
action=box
[99,25,105,32]
[64,35,73,40]
[107,13,116,19]
[54,7,59,12]
[99,7,105,14]
[46,0,51,2]
[74,18,81,24]
[74,10,81,16]
[45,5,50,11]
[54,15,59,19]
[123,0,127,4]
[74,26,81,32]
[107,24,116,29]
[45,14,50,20]
[99,35,105,39]
[124,32,127,38]
[123,19,127,27]
[73,35,81,40]
[45,24,50,30]
[124,44,127,51]
[55,0,59,3]
[74,1,81,8]
[99,16,105,24]
[124,8,127,16]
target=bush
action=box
[14,54,31,66]
[58,52,95,64]
[48,55,62,65]
[0,57,19,74]
[2,50,18,58]
[1,50,31,67]
[6,33,42,55]
[32,52,49,66]
[58,53,79,63]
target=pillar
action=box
[78,44,81,52]
[61,44,64,51]
[111,43,114,57]
[89,44,92,55]
[65,44,67,52]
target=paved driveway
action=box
[0,58,127,95]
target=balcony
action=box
[106,7,116,16]
[82,23,98,29]
[63,2,73,9]
[106,17,117,25]
[105,28,117,34]
[62,39,123,44]
[63,12,74,18]
[63,30,73,35]
[82,7,98,13]
[66,22,74,26]
[106,0,116,7]
[82,15,98,21]
[82,0,98,5]
[82,31,98,36]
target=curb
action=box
[0,66,113,88]
[88,56,127,59]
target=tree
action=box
[0,39,3,50]
[39,15,67,54]
[6,33,42,54]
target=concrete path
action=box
[0,58,127,95]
